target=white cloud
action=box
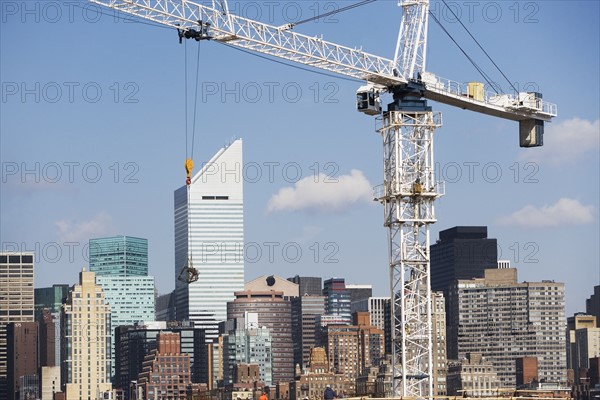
[497,198,595,228]
[55,211,115,243]
[519,118,599,165]
[267,169,373,213]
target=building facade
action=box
[0,252,35,400]
[448,268,567,387]
[89,236,148,276]
[95,275,155,378]
[346,284,372,305]
[287,276,322,297]
[7,322,38,400]
[61,269,112,400]
[291,295,325,370]
[114,322,208,399]
[222,313,273,386]
[587,286,600,328]
[447,353,500,397]
[430,226,498,297]
[137,332,192,400]
[227,291,293,384]
[175,139,244,340]
[322,278,351,324]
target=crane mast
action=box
[88,0,557,397]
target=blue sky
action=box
[1,0,598,316]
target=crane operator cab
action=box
[357,84,382,115]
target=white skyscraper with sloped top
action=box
[174,139,244,340]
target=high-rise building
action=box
[430,226,498,298]
[155,291,176,322]
[587,286,600,328]
[7,322,38,400]
[61,269,112,400]
[574,325,600,381]
[175,139,244,339]
[222,313,273,386]
[35,285,70,318]
[95,275,155,378]
[448,268,567,387]
[516,357,538,387]
[322,278,351,324]
[0,252,34,400]
[39,366,60,400]
[90,235,155,380]
[137,332,194,400]
[35,285,70,368]
[89,236,148,276]
[287,276,322,297]
[114,322,208,398]
[291,295,325,369]
[432,292,448,396]
[567,314,597,375]
[350,297,391,350]
[346,284,372,305]
[227,291,293,384]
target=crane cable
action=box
[439,0,519,95]
[181,39,202,284]
[285,0,377,29]
[428,11,499,94]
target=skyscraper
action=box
[322,278,352,324]
[291,295,325,369]
[346,284,372,305]
[175,139,244,338]
[587,286,600,328]
[227,291,293,384]
[61,269,112,400]
[448,268,566,387]
[35,285,71,368]
[0,252,34,400]
[430,226,498,298]
[7,322,38,400]
[89,236,148,276]
[90,236,155,380]
[288,276,322,297]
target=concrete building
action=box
[114,321,208,398]
[448,268,567,387]
[287,276,322,297]
[222,313,273,386]
[0,252,35,400]
[227,291,293,384]
[39,366,61,400]
[291,295,325,370]
[322,278,351,324]
[350,297,391,354]
[575,326,600,380]
[89,236,148,276]
[289,347,353,400]
[320,316,385,381]
[245,275,299,299]
[175,139,245,341]
[567,314,597,383]
[587,286,600,328]
[447,353,500,397]
[137,332,192,400]
[432,291,448,396]
[61,269,112,400]
[7,322,38,400]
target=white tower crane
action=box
[88,0,557,396]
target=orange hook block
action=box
[185,158,194,186]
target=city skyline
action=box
[1,1,598,319]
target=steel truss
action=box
[376,110,443,398]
